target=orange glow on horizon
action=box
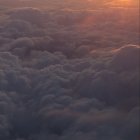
[107,0,138,7]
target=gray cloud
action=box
[0,6,139,140]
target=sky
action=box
[0,0,139,9]
[0,0,139,140]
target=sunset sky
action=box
[0,0,139,8]
[0,0,139,140]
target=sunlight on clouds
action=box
[107,0,139,7]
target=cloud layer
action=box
[0,6,139,140]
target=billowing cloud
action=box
[0,5,139,140]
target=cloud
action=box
[110,44,140,71]
[0,6,139,140]
[9,7,44,26]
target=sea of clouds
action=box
[0,6,139,140]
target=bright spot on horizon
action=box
[108,0,138,7]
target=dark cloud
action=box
[0,5,139,140]
[9,8,44,26]
[110,45,140,71]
